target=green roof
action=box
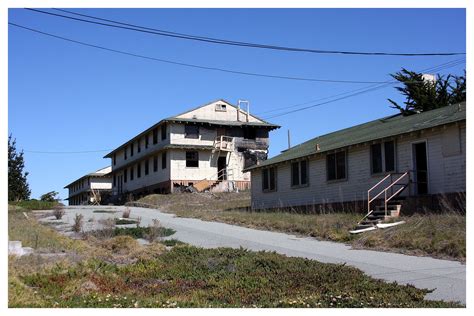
[246,102,466,171]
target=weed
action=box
[72,214,84,233]
[52,205,65,220]
[122,207,131,219]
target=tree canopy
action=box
[388,69,466,115]
[8,134,31,201]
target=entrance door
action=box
[412,142,428,195]
[217,156,227,180]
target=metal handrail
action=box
[367,174,391,214]
[383,172,410,216]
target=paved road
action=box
[53,205,466,304]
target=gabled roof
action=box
[245,102,466,171]
[64,166,112,188]
[104,99,280,158]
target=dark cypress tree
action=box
[388,68,466,115]
[8,134,31,201]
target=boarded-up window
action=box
[327,151,346,181]
[185,125,199,139]
[262,167,277,192]
[442,126,461,157]
[186,151,199,167]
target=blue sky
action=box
[8,8,466,200]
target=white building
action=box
[246,103,466,213]
[104,99,279,201]
[64,166,112,205]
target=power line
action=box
[262,58,465,119]
[9,22,415,85]
[257,58,466,116]
[25,8,466,57]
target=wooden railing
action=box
[367,171,411,216]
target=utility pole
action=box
[287,129,291,149]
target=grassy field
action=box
[9,199,60,211]
[8,204,462,308]
[136,192,466,261]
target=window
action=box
[161,124,167,140]
[370,141,396,174]
[243,127,256,140]
[153,156,158,172]
[113,175,116,187]
[113,153,116,165]
[371,144,383,174]
[130,166,134,181]
[137,138,141,153]
[186,151,199,167]
[185,125,199,139]
[162,152,167,169]
[131,143,134,156]
[145,134,149,149]
[153,128,158,144]
[291,160,309,187]
[215,103,227,111]
[262,167,277,192]
[137,162,141,178]
[124,168,127,183]
[327,151,346,181]
[384,141,395,172]
[145,159,149,175]
[124,146,127,160]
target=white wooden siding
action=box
[251,123,465,209]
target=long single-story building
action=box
[246,102,466,213]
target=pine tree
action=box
[8,134,31,201]
[388,68,466,115]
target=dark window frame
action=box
[262,166,277,192]
[130,143,134,157]
[161,124,167,140]
[145,134,149,149]
[124,168,128,183]
[145,159,149,175]
[153,156,158,172]
[153,129,158,144]
[370,140,396,175]
[130,166,134,181]
[326,151,347,181]
[162,152,167,169]
[186,151,199,168]
[137,138,141,153]
[124,146,127,160]
[137,162,141,178]
[113,153,116,165]
[291,159,309,188]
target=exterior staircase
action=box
[351,172,410,233]
[192,168,234,192]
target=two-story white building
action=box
[64,166,112,205]
[104,99,279,201]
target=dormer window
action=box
[215,104,227,112]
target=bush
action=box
[122,207,131,218]
[72,214,84,233]
[52,205,65,220]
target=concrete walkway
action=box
[52,205,465,304]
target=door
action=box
[412,142,428,195]
[217,156,227,180]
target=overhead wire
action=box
[25,8,466,57]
